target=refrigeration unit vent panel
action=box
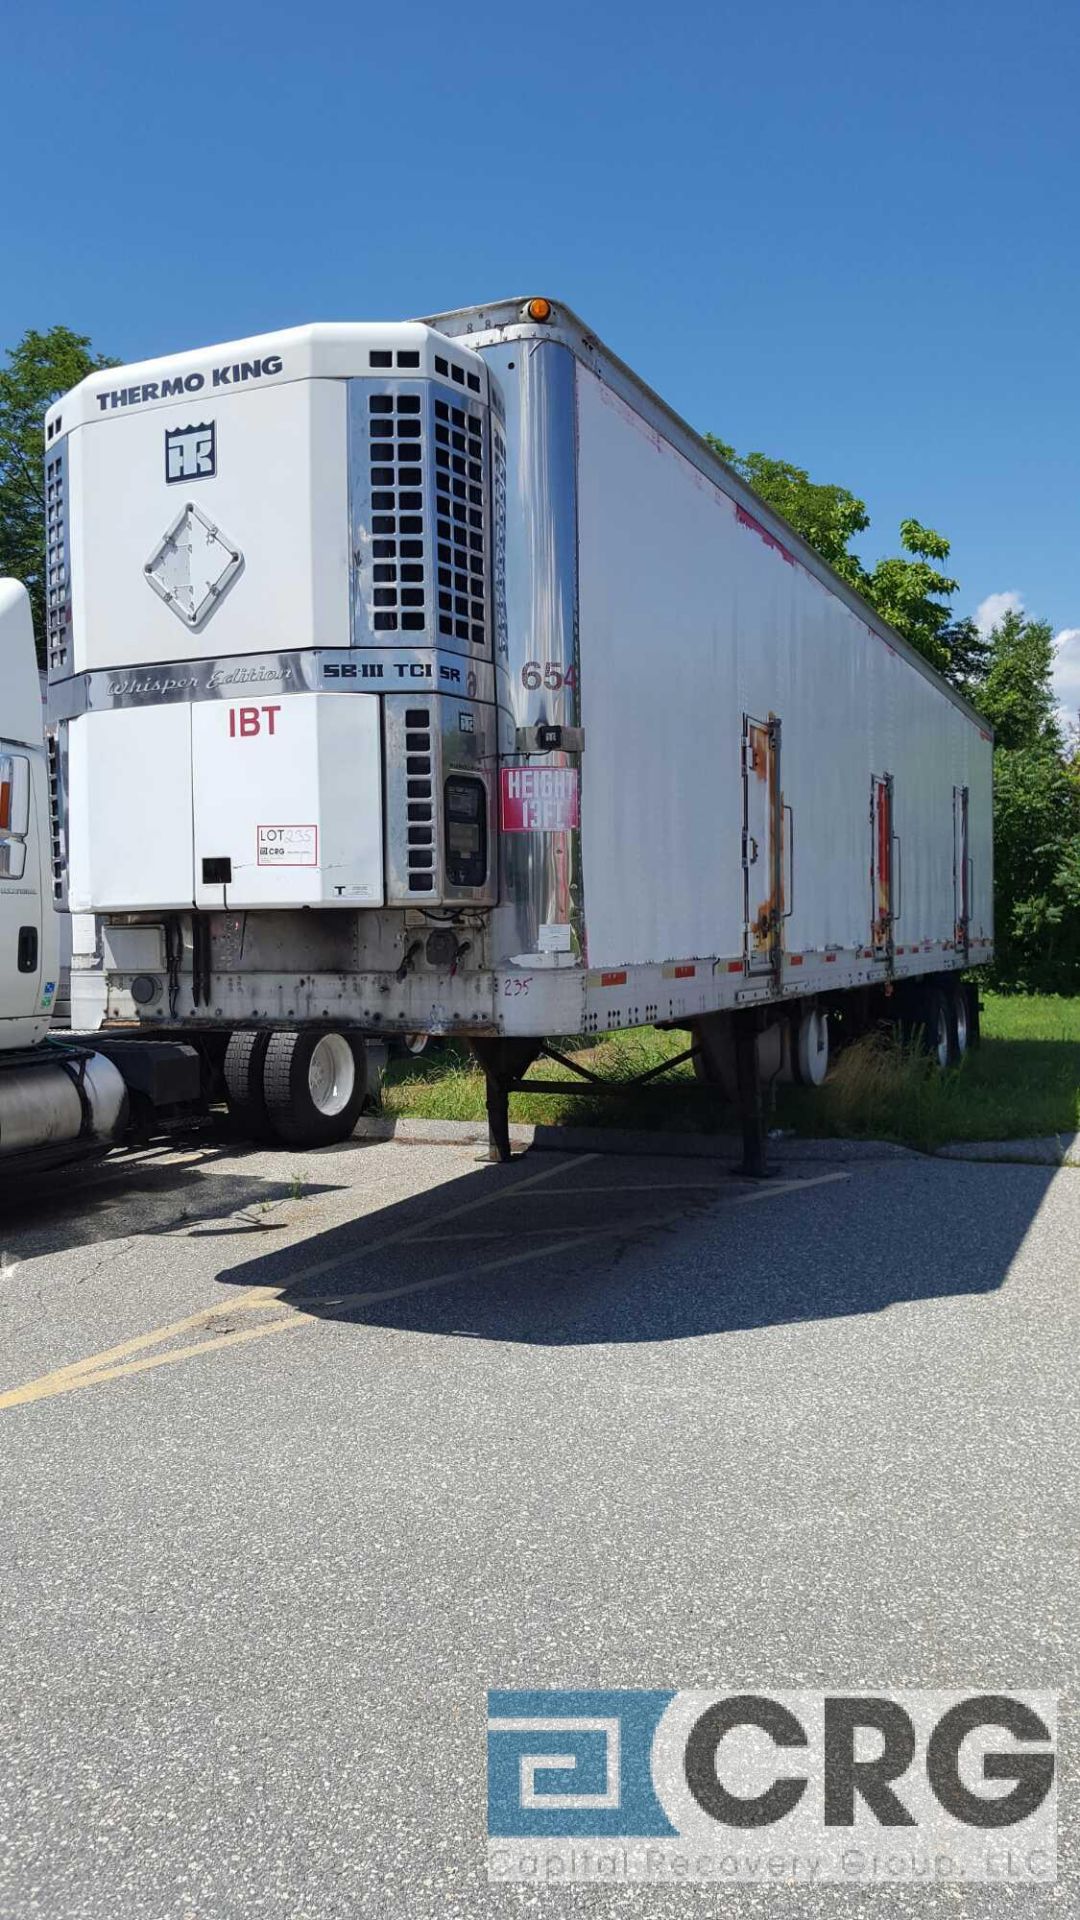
[367,392,427,636]
[45,442,70,678]
[433,397,487,648]
[403,706,435,894]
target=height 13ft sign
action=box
[500,767,580,833]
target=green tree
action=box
[0,326,118,662]
[973,612,1080,991]
[938,616,991,698]
[862,520,961,677]
[990,742,1080,991]
[973,609,1060,751]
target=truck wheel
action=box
[262,1029,369,1147]
[949,981,972,1060]
[793,1005,830,1086]
[915,986,953,1071]
[224,1030,274,1140]
[966,982,982,1048]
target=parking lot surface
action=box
[0,1130,1076,1917]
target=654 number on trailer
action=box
[520,662,577,691]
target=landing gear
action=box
[733,1011,776,1180]
[471,1039,540,1162]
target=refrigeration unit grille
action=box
[44,444,70,676]
[404,707,436,893]
[433,397,486,647]
[368,393,427,635]
[47,732,65,904]
[492,420,508,662]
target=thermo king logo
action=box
[165,422,216,484]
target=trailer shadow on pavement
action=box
[212,1145,1056,1346]
[0,1132,347,1259]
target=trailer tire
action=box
[224,1030,274,1141]
[966,982,982,1049]
[949,981,972,1061]
[793,1005,830,1087]
[262,1029,369,1147]
[913,985,953,1071]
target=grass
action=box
[378,991,1080,1153]
[380,1028,712,1133]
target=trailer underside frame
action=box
[470,1015,777,1178]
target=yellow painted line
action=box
[291,1228,625,1315]
[0,1154,596,1411]
[734,1171,850,1203]
[0,1229,607,1409]
[392,1213,700,1244]
[36,1286,283,1386]
[0,1156,843,1411]
[516,1181,750,1193]
[0,1315,305,1408]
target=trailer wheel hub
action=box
[307,1033,356,1117]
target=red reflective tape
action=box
[824,952,837,962]
[601,970,626,987]
[727,960,744,973]
[789,954,804,966]
[673,964,695,978]
[735,502,796,568]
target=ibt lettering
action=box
[228,704,281,738]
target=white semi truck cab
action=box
[47,299,992,1162]
[0,580,62,1049]
[0,581,203,1169]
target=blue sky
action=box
[5,0,1078,705]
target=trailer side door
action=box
[871,773,895,962]
[743,714,782,978]
[953,783,970,961]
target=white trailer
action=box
[47,298,992,1162]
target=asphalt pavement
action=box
[0,1130,1076,1918]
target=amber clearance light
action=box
[525,297,554,322]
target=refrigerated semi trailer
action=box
[46,297,992,1159]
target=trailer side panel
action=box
[575,364,992,976]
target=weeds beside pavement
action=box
[378,993,1080,1154]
